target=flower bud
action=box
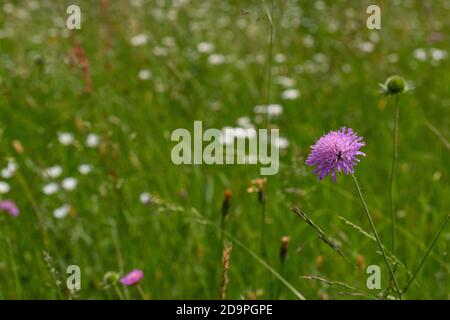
[103,271,119,287]
[279,236,290,263]
[380,75,408,96]
[221,189,232,218]
[386,75,406,94]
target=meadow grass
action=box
[0,0,449,299]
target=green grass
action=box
[0,0,449,299]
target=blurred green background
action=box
[0,0,449,299]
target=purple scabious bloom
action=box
[120,269,144,286]
[0,200,19,217]
[306,127,365,181]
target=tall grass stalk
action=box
[351,174,402,299]
[16,172,49,248]
[192,209,306,300]
[260,0,274,259]
[402,214,449,294]
[291,207,364,277]
[219,241,232,300]
[1,222,22,299]
[389,95,400,254]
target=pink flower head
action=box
[0,200,20,217]
[120,269,144,286]
[306,127,365,181]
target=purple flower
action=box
[306,127,365,181]
[120,269,144,286]
[0,200,19,217]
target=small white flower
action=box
[0,181,10,194]
[197,42,214,53]
[276,76,296,88]
[61,177,77,191]
[42,182,59,195]
[162,36,175,48]
[369,31,379,43]
[314,0,326,10]
[267,104,283,116]
[58,132,74,145]
[281,89,300,100]
[53,204,70,219]
[86,133,100,148]
[253,105,267,114]
[1,161,17,179]
[273,137,289,149]
[430,48,447,62]
[274,53,286,63]
[208,54,225,65]
[140,192,153,205]
[359,41,374,53]
[303,35,315,48]
[237,117,253,129]
[44,165,63,178]
[78,164,92,175]
[153,46,168,56]
[130,34,148,47]
[413,48,427,61]
[138,69,152,80]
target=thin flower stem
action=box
[389,95,400,254]
[351,174,402,299]
[402,214,449,294]
[261,0,273,258]
[260,195,267,259]
[263,0,274,128]
[137,284,148,300]
[113,285,125,300]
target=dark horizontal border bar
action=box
[0,300,447,318]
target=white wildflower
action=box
[44,165,63,179]
[42,182,59,195]
[197,42,214,53]
[138,69,152,80]
[61,177,77,191]
[53,204,70,219]
[140,192,153,205]
[281,89,300,100]
[130,34,148,47]
[58,132,74,145]
[208,54,225,65]
[86,133,100,148]
[78,164,92,175]
[0,181,10,194]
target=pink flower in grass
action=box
[306,127,365,181]
[0,200,19,217]
[120,269,144,286]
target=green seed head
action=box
[103,271,119,286]
[385,75,406,95]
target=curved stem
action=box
[351,174,402,299]
[389,95,400,254]
[402,214,449,294]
